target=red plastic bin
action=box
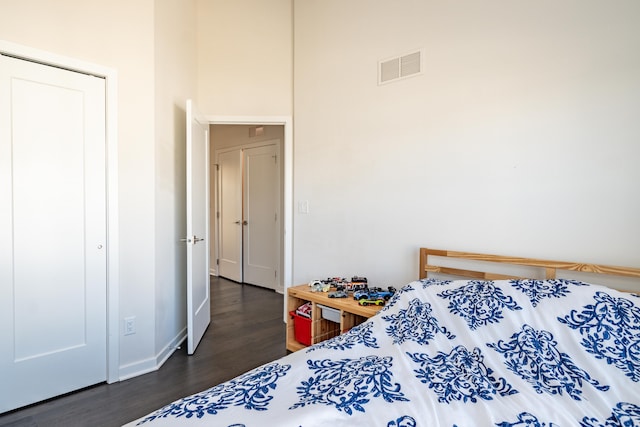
[289,310,312,346]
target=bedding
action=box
[124,278,640,426]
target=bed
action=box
[124,248,640,426]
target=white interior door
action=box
[217,148,243,282]
[186,100,210,355]
[0,55,107,412]
[243,144,280,289]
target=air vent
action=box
[380,58,400,83]
[378,49,423,85]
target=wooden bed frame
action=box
[419,248,640,285]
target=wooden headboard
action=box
[419,248,640,285]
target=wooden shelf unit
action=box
[286,284,383,352]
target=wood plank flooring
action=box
[0,277,286,427]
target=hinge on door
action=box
[216,259,219,265]
[273,155,277,164]
[217,211,220,219]
[215,164,219,171]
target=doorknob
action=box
[194,236,205,243]
[242,220,248,226]
[234,220,241,225]
[180,237,192,243]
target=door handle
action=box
[242,220,248,226]
[234,220,241,225]
[180,236,204,244]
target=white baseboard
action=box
[156,328,187,368]
[118,328,187,381]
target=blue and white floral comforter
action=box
[124,279,640,427]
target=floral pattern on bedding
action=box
[290,355,408,414]
[382,298,455,345]
[128,279,640,427]
[387,415,416,426]
[408,345,517,403]
[437,280,522,330]
[508,278,588,307]
[558,291,640,382]
[306,322,379,352]
[580,402,640,427]
[137,362,291,424]
[487,324,609,400]
[495,412,559,427]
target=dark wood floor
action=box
[0,277,287,427]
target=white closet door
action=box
[243,144,279,289]
[0,55,107,412]
[217,149,243,282]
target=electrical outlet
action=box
[124,316,136,335]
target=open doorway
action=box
[209,122,290,294]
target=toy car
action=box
[309,280,330,292]
[328,290,348,298]
[351,276,367,283]
[368,287,396,301]
[353,289,371,300]
[350,282,368,291]
[354,285,396,301]
[340,282,367,292]
[358,298,385,306]
[325,277,348,287]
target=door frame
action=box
[214,139,282,289]
[0,40,120,384]
[207,116,292,296]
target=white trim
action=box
[207,115,293,300]
[216,138,281,153]
[0,40,120,384]
[0,40,115,78]
[119,328,186,381]
[105,71,120,385]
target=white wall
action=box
[196,0,293,116]
[0,0,158,373]
[154,0,198,365]
[0,0,202,379]
[293,0,640,289]
[0,0,293,385]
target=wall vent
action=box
[378,49,423,85]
